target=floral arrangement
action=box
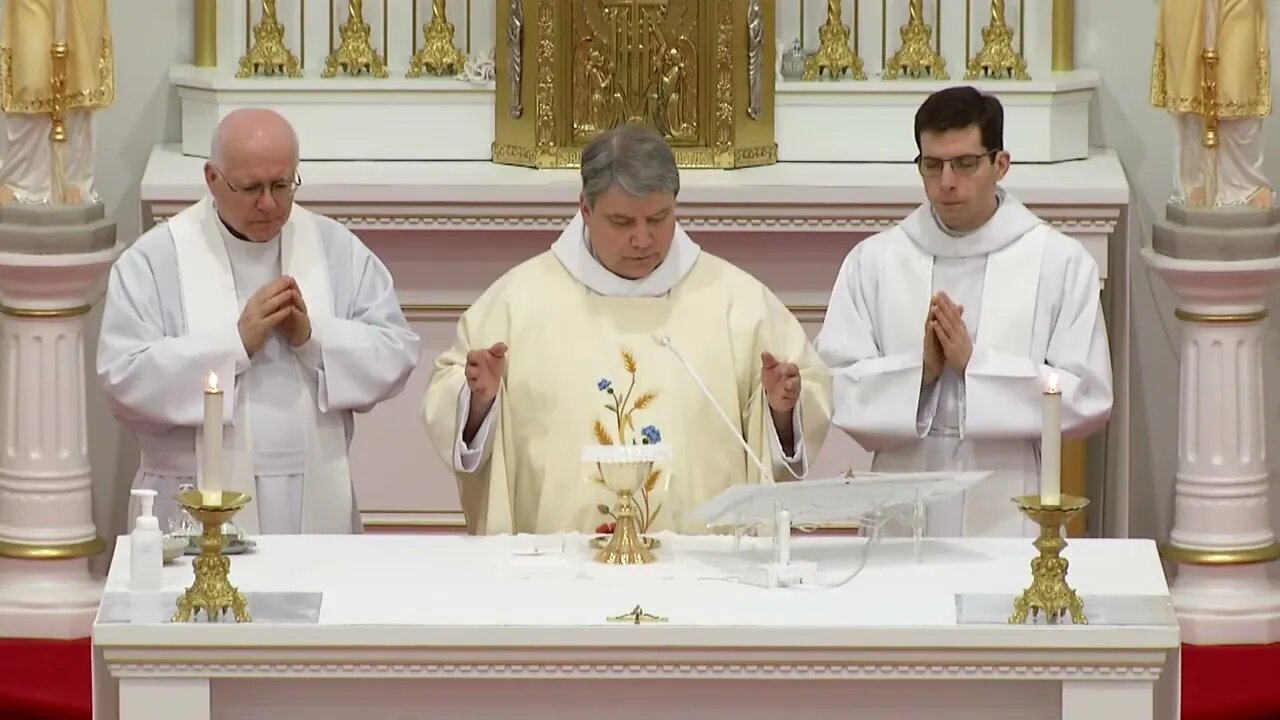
[592,347,663,534]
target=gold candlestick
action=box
[407,0,468,77]
[1008,495,1089,625]
[237,0,302,77]
[965,0,1030,80]
[323,0,389,78]
[194,0,217,67]
[883,0,947,79]
[802,0,867,81]
[172,489,252,623]
[1051,0,1073,71]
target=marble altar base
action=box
[93,533,1180,720]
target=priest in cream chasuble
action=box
[815,87,1113,538]
[423,125,831,535]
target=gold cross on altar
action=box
[607,605,669,624]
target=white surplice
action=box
[98,197,420,535]
[453,211,809,482]
[814,190,1113,537]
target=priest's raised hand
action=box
[238,276,295,355]
[462,342,507,442]
[279,276,312,347]
[762,351,801,454]
[929,292,972,375]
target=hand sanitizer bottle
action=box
[129,489,162,592]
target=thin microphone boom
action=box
[654,334,776,483]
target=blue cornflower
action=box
[597,378,612,392]
[641,425,661,444]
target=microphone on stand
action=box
[653,334,776,483]
[654,333,814,589]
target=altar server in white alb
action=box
[423,123,831,535]
[814,87,1113,537]
[97,108,420,535]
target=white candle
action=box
[1040,373,1062,506]
[53,0,66,44]
[201,372,223,505]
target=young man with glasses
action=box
[97,108,419,536]
[814,86,1113,538]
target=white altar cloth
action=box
[92,534,1180,720]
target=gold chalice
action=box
[583,444,670,565]
[1009,495,1090,625]
[172,489,252,623]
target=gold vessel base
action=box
[592,489,658,565]
[172,490,254,623]
[1008,495,1090,625]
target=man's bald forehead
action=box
[210,108,299,167]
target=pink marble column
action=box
[0,245,120,638]
[1144,248,1280,645]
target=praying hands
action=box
[923,292,972,383]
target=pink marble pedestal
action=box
[1144,241,1280,645]
[0,239,122,638]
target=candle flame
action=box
[207,371,219,392]
[1046,372,1060,393]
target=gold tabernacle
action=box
[492,0,777,168]
[172,490,253,623]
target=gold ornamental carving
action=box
[172,490,253,624]
[323,0,389,78]
[237,0,302,78]
[802,0,866,80]
[965,0,1030,80]
[408,0,468,77]
[883,0,947,79]
[493,0,776,169]
[1008,495,1089,625]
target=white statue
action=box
[1151,0,1271,209]
[0,0,114,206]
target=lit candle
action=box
[1040,373,1062,506]
[201,372,223,505]
[53,0,66,44]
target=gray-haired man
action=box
[422,123,831,535]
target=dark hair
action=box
[913,86,1003,153]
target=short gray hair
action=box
[580,124,680,208]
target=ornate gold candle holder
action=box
[1009,494,1089,625]
[237,0,302,78]
[172,489,252,623]
[408,0,468,77]
[323,0,389,78]
[883,0,948,79]
[965,0,1029,80]
[802,0,867,81]
[583,444,670,565]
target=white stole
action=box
[877,224,1047,365]
[169,196,354,534]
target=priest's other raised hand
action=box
[279,275,312,347]
[463,343,507,441]
[929,292,971,375]
[238,277,294,355]
[761,351,800,413]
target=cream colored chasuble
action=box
[168,197,354,534]
[437,212,823,535]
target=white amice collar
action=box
[550,210,701,297]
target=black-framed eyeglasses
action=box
[914,150,998,177]
[220,171,302,201]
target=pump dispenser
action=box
[129,488,162,592]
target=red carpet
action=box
[0,638,1278,719]
[0,638,91,720]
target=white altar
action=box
[92,533,1179,720]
